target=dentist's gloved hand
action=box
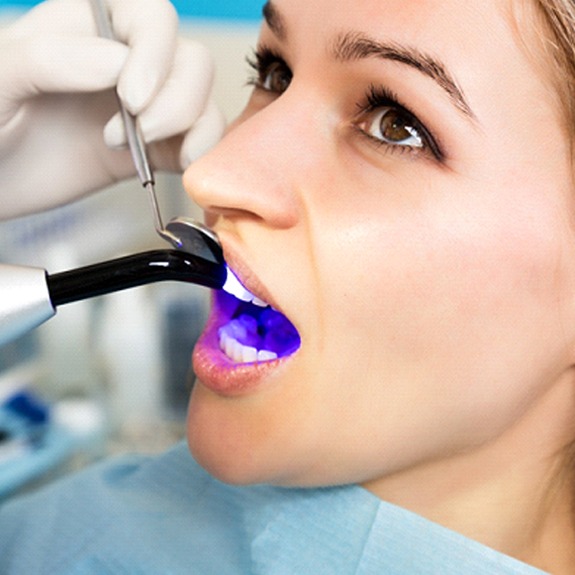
[0,0,225,219]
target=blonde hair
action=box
[528,0,575,514]
[530,0,575,128]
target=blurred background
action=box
[0,0,262,497]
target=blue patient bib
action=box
[0,442,548,574]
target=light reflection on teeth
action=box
[223,267,268,307]
[219,330,278,363]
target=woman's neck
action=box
[362,373,575,573]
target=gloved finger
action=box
[0,36,127,125]
[103,112,128,149]
[104,39,215,147]
[136,40,215,141]
[179,99,227,169]
[7,0,178,115]
[4,0,97,39]
[105,99,225,171]
[109,0,179,114]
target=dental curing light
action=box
[0,236,226,347]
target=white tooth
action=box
[222,268,244,298]
[225,271,252,301]
[221,333,236,361]
[228,319,248,340]
[242,345,258,363]
[257,349,278,362]
[225,335,235,358]
[223,267,268,305]
[219,330,227,351]
[232,340,244,363]
[238,289,253,302]
[220,327,280,364]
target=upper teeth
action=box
[223,267,268,307]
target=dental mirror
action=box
[165,218,223,264]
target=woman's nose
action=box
[183,96,311,230]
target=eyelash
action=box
[357,85,444,161]
[246,46,292,93]
[246,47,444,162]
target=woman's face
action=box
[183,0,575,490]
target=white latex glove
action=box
[0,0,225,219]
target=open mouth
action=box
[217,267,301,364]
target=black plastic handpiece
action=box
[47,249,226,308]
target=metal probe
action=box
[90,0,182,249]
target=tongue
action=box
[259,308,301,356]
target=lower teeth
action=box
[218,307,300,363]
[219,330,278,363]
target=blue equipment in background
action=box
[0,0,263,20]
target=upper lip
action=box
[220,241,282,314]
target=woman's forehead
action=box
[260,0,538,62]
[260,0,560,124]
[263,1,504,34]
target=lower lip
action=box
[192,314,288,397]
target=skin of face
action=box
[183,0,575,562]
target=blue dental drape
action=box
[0,441,549,574]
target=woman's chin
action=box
[185,380,321,487]
[185,382,274,485]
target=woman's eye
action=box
[354,86,443,160]
[362,107,424,149]
[247,48,292,95]
[260,61,292,94]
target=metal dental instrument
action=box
[90,0,221,256]
[90,0,180,248]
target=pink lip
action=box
[193,324,276,396]
[222,244,283,312]
[192,247,296,397]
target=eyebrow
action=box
[332,32,475,120]
[262,2,287,41]
[261,1,476,122]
